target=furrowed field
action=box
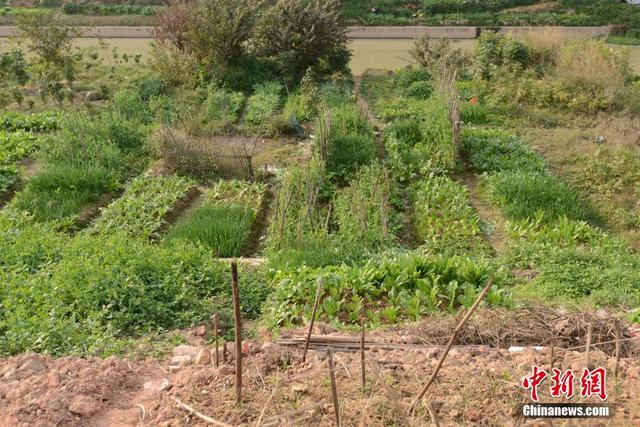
[0,1,639,426]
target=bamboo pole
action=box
[360,319,366,390]
[614,322,621,378]
[213,313,219,368]
[302,277,324,363]
[585,322,593,369]
[327,347,341,427]
[409,278,494,415]
[231,261,242,404]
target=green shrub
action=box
[113,89,152,124]
[263,252,509,328]
[12,165,120,223]
[244,82,283,127]
[201,87,245,133]
[484,171,589,223]
[413,174,492,257]
[405,81,433,100]
[90,174,195,239]
[136,76,167,102]
[0,165,18,194]
[462,128,546,173]
[282,88,318,123]
[323,104,376,180]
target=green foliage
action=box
[165,205,255,257]
[412,174,492,257]
[0,49,29,109]
[17,12,79,103]
[136,76,167,102]
[323,104,376,180]
[62,3,159,16]
[0,165,18,194]
[283,86,318,123]
[410,36,471,76]
[334,163,398,251]
[383,96,452,180]
[0,234,231,356]
[264,252,509,328]
[252,0,351,86]
[90,174,195,239]
[504,218,640,309]
[0,111,59,132]
[165,180,265,257]
[244,82,283,128]
[0,130,39,164]
[462,128,546,173]
[12,165,120,223]
[484,171,590,223]
[476,31,532,80]
[201,87,245,133]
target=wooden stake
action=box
[302,277,324,363]
[360,319,366,390]
[326,347,341,427]
[231,261,242,405]
[614,322,621,378]
[172,397,233,427]
[213,313,219,368]
[585,322,593,369]
[223,341,228,362]
[550,339,556,373]
[409,278,494,415]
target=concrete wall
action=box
[347,26,479,39]
[0,25,612,39]
[494,26,611,38]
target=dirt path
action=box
[353,76,386,160]
[460,171,509,256]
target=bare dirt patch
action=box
[1,308,638,426]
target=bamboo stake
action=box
[213,313,219,368]
[424,400,441,427]
[409,278,494,415]
[172,397,233,427]
[614,322,621,378]
[585,322,593,369]
[231,261,242,404]
[302,277,324,363]
[360,319,366,390]
[327,347,341,427]
[223,341,228,362]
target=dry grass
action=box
[504,1,559,13]
[556,39,629,97]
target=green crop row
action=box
[0,208,269,356]
[89,173,196,239]
[412,173,493,257]
[164,180,266,257]
[463,127,640,312]
[0,131,39,164]
[264,252,510,329]
[0,111,59,132]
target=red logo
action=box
[521,366,608,401]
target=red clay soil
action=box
[1,325,639,426]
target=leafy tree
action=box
[0,50,29,110]
[17,12,79,104]
[252,0,351,86]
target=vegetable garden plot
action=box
[89,173,196,240]
[164,180,267,257]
